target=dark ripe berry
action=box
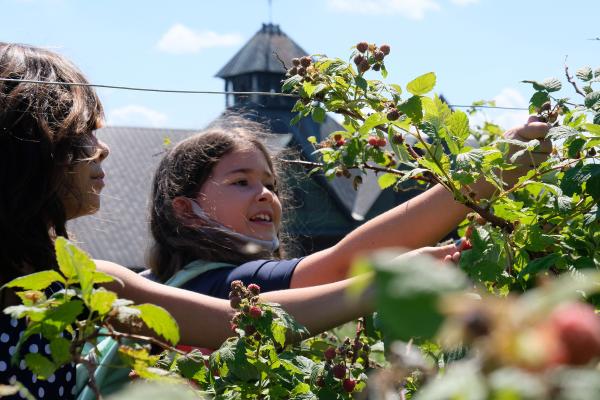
[358,59,370,73]
[229,295,242,309]
[368,136,378,146]
[333,133,343,141]
[342,378,356,393]
[374,50,385,62]
[324,347,336,360]
[254,332,262,341]
[242,304,250,314]
[300,56,312,67]
[379,44,391,55]
[362,344,370,353]
[377,138,387,147]
[356,41,369,53]
[353,341,363,351]
[468,191,477,198]
[476,215,487,225]
[244,324,257,335]
[289,67,298,76]
[387,109,400,121]
[230,280,243,290]
[540,101,552,112]
[292,58,301,66]
[589,148,597,157]
[247,283,261,295]
[463,310,491,338]
[297,67,307,76]
[316,376,326,387]
[332,363,346,379]
[372,63,381,71]
[392,134,404,144]
[353,54,365,66]
[249,306,262,319]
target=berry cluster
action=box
[228,281,264,340]
[315,335,371,394]
[353,42,390,73]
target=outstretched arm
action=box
[290,118,550,288]
[95,260,373,348]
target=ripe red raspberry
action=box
[550,302,600,365]
[332,363,346,379]
[368,136,378,146]
[374,50,385,62]
[300,56,312,67]
[249,306,263,319]
[379,44,391,55]
[333,133,343,141]
[387,109,400,121]
[316,376,326,387]
[336,139,346,147]
[342,378,356,393]
[324,347,336,360]
[377,138,387,147]
[356,42,369,53]
[292,58,300,66]
[297,67,306,76]
[247,283,261,295]
[462,239,473,250]
[353,54,365,66]
[230,280,243,290]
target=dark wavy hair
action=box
[0,43,104,287]
[148,117,290,283]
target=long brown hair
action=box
[148,117,289,282]
[0,43,104,286]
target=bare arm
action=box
[290,118,551,288]
[95,260,373,348]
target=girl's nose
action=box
[97,140,110,162]
[256,185,275,203]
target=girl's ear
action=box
[172,196,194,220]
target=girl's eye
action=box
[265,184,276,192]
[233,180,249,186]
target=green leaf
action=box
[529,91,550,111]
[542,77,562,92]
[372,252,467,341]
[176,350,208,383]
[49,337,72,365]
[577,66,593,81]
[90,289,117,316]
[377,173,398,189]
[585,91,600,110]
[568,138,587,159]
[271,321,286,347]
[281,75,303,93]
[25,353,56,379]
[307,136,317,144]
[133,304,180,345]
[311,107,326,124]
[355,76,367,91]
[447,110,470,142]
[406,72,436,96]
[55,237,96,300]
[518,254,561,279]
[359,112,387,135]
[4,270,65,291]
[399,95,423,123]
[41,299,84,337]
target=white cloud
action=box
[469,87,529,130]
[156,24,243,55]
[327,0,441,20]
[450,0,478,6]
[106,105,168,128]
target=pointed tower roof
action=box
[216,23,308,78]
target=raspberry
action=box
[550,302,600,365]
[333,133,343,141]
[387,109,400,121]
[230,280,243,290]
[368,137,378,146]
[476,215,487,225]
[249,306,263,319]
[229,295,242,309]
[336,139,346,147]
[342,378,356,393]
[288,67,298,76]
[247,283,261,295]
[244,324,256,335]
[392,134,404,144]
[316,376,326,387]
[372,63,381,71]
[332,363,346,379]
[324,347,336,360]
[358,59,370,73]
[377,138,387,147]
[297,67,306,76]
[374,50,385,62]
[353,54,365,66]
[465,225,473,239]
[380,44,391,55]
[300,56,312,68]
[292,58,300,66]
[462,239,473,250]
[363,344,370,353]
[230,323,238,332]
[356,42,369,53]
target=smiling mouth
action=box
[249,213,273,223]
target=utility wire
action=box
[0,77,529,111]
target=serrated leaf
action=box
[389,83,402,94]
[271,321,286,347]
[518,254,561,279]
[529,91,550,111]
[583,123,600,135]
[90,289,117,316]
[359,112,387,135]
[133,304,180,345]
[55,237,96,301]
[585,91,600,110]
[407,72,436,95]
[41,299,84,337]
[4,270,65,291]
[25,353,56,379]
[307,135,317,144]
[399,95,423,123]
[281,75,303,93]
[447,110,470,142]
[311,107,326,124]
[542,77,562,92]
[548,125,580,140]
[377,173,398,189]
[49,337,72,365]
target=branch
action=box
[564,61,586,97]
[463,199,513,233]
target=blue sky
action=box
[2,0,599,130]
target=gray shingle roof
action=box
[216,23,308,78]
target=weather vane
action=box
[268,0,273,24]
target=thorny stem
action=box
[74,353,103,400]
[351,318,365,366]
[564,62,586,98]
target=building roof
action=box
[216,23,308,78]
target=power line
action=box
[0,77,529,111]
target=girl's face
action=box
[61,133,110,220]
[196,145,282,241]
